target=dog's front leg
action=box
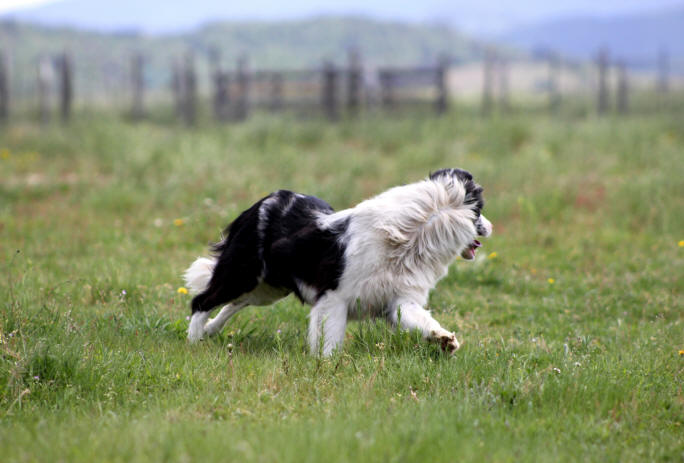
[390,299,460,353]
[308,294,348,356]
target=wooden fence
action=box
[0,47,680,125]
[168,53,450,124]
[479,47,678,116]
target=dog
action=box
[184,168,492,355]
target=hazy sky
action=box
[0,0,57,13]
[2,0,683,34]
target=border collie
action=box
[185,168,492,355]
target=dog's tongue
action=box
[461,240,482,260]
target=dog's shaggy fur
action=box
[185,168,492,355]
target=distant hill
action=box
[0,16,482,99]
[5,0,684,36]
[2,0,451,33]
[502,5,684,69]
[194,17,478,69]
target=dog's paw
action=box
[187,329,204,343]
[434,331,461,354]
[187,312,209,343]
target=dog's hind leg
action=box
[203,302,248,336]
[187,262,259,343]
[188,286,253,343]
[188,311,210,343]
[189,282,289,342]
[389,299,460,353]
[308,293,348,356]
[204,283,289,337]
[186,196,266,343]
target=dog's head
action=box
[429,168,492,260]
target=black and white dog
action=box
[185,168,492,355]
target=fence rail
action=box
[159,52,450,124]
[0,47,681,125]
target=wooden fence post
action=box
[379,70,394,110]
[171,58,182,120]
[37,56,51,124]
[209,49,231,122]
[213,71,230,121]
[0,50,8,123]
[269,72,283,111]
[482,48,494,115]
[58,52,73,122]
[435,55,448,115]
[322,61,337,121]
[596,48,609,115]
[616,61,629,114]
[657,48,669,94]
[347,49,361,115]
[497,54,509,112]
[234,55,249,121]
[548,52,561,113]
[130,53,144,120]
[208,46,220,79]
[182,53,197,125]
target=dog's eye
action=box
[474,217,486,234]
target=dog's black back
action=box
[191,190,349,313]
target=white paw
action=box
[187,326,204,343]
[432,330,461,354]
[187,312,209,343]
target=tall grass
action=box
[1,112,682,461]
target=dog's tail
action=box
[184,257,217,295]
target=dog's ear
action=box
[429,168,473,183]
[466,183,483,199]
[429,168,452,180]
[463,181,484,218]
[451,169,473,184]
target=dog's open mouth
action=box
[461,240,482,260]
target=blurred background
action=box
[0,0,683,122]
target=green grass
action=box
[1,112,683,462]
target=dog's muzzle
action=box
[461,215,492,260]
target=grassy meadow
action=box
[1,111,683,461]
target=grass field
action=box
[1,112,683,462]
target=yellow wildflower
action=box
[679,240,684,247]
[177,287,188,295]
[679,350,684,356]
[488,252,497,259]
[173,218,185,227]
[548,278,555,284]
